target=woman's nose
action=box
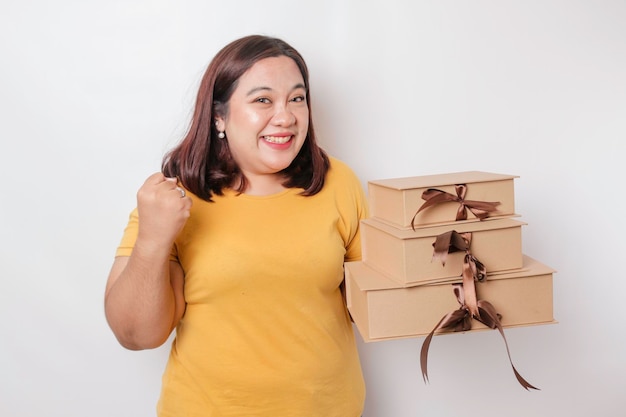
[271,106,296,126]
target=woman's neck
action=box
[238,173,287,196]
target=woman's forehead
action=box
[236,56,305,92]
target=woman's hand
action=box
[136,173,192,250]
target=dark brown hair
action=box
[162,35,329,201]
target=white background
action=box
[2,1,625,416]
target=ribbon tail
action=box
[420,320,440,383]
[432,230,469,266]
[510,362,540,391]
[431,230,454,266]
[464,200,501,220]
[421,307,469,384]
[477,300,540,391]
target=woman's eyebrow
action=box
[246,83,307,96]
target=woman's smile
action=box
[263,134,293,144]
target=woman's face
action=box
[216,56,309,185]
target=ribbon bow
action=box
[420,231,539,390]
[419,285,539,390]
[411,184,501,230]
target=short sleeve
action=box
[344,180,368,262]
[114,208,179,261]
[326,158,369,263]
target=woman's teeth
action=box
[264,135,291,144]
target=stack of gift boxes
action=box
[345,171,556,388]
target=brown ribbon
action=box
[419,285,539,390]
[411,184,501,230]
[420,232,539,390]
[432,231,486,318]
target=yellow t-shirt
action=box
[116,157,368,417]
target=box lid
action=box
[368,171,518,190]
[347,255,555,291]
[362,216,526,239]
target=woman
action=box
[104,35,367,416]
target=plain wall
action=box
[2,1,625,416]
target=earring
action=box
[215,120,225,139]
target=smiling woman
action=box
[103,35,368,417]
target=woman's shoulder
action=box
[327,156,358,178]
[326,156,363,189]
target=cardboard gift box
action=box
[368,171,518,229]
[361,217,524,286]
[345,255,555,343]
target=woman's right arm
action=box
[104,173,192,350]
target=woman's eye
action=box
[255,97,271,104]
[291,96,305,103]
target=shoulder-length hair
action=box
[162,35,330,201]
